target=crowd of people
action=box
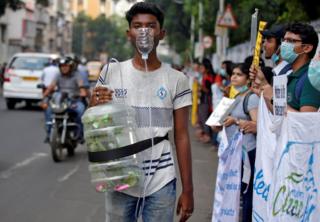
[182,21,320,221]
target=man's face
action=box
[282,32,305,54]
[60,64,72,75]
[263,37,277,59]
[127,14,165,51]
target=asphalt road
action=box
[0,96,218,222]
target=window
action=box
[1,25,7,43]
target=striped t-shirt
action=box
[97,59,192,197]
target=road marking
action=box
[0,152,48,179]
[58,164,80,182]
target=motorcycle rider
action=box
[42,56,88,143]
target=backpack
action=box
[294,70,308,102]
[243,91,254,116]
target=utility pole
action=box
[199,0,204,61]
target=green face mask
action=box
[308,60,320,92]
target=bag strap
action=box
[294,70,308,101]
[88,134,169,163]
[243,91,254,116]
[278,63,292,76]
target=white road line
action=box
[0,152,48,179]
[58,164,80,182]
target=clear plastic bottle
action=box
[82,102,144,192]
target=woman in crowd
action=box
[213,63,259,222]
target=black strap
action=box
[243,91,254,116]
[88,134,169,163]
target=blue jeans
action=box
[45,99,85,139]
[105,179,176,222]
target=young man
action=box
[261,24,292,76]
[89,2,194,222]
[263,22,320,112]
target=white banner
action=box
[268,112,320,221]
[252,95,277,221]
[212,129,243,222]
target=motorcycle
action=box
[46,92,83,162]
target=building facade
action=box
[0,0,73,63]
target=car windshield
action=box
[9,57,50,70]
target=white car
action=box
[3,53,59,109]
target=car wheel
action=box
[6,99,16,110]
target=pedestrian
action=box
[89,2,194,222]
[262,22,320,112]
[40,58,60,142]
[197,58,216,143]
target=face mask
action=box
[280,42,299,64]
[220,68,227,77]
[234,85,248,94]
[308,59,320,92]
[271,53,280,64]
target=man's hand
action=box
[238,120,257,134]
[89,86,113,107]
[176,191,194,222]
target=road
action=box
[0,96,218,222]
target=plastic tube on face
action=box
[136,28,154,60]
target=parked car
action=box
[87,61,103,82]
[3,52,59,109]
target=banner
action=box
[268,112,320,221]
[212,129,243,222]
[252,95,277,221]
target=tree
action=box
[72,13,132,61]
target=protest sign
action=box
[212,129,243,222]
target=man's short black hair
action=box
[125,2,164,28]
[286,22,319,59]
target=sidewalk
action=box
[173,126,218,222]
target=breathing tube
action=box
[134,27,155,219]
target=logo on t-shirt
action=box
[157,86,167,100]
[114,88,127,98]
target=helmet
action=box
[59,57,74,66]
[58,57,75,74]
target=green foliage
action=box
[140,0,320,56]
[72,13,132,61]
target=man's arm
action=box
[173,106,194,222]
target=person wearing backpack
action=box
[262,22,320,112]
[213,63,259,222]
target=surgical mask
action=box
[308,59,320,92]
[136,28,154,60]
[234,85,248,94]
[280,42,299,64]
[271,53,280,64]
[220,68,227,77]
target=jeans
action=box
[45,99,85,139]
[105,179,176,222]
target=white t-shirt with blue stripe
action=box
[97,59,192,197]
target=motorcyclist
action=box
[42,56,88,143]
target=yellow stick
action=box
[191,80,198,126]
[253,21,267,68]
